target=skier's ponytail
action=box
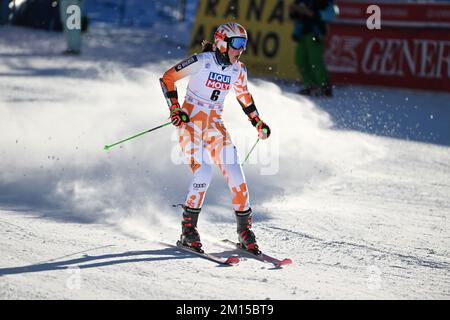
[201,40,214,52]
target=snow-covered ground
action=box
[0,24,449,300]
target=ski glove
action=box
[170,103,190,127]
[257,122,271,140]
[251,116,271,140]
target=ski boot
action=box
[235,208,261,255]
[179,206,203,253]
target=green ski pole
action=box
[242,138,260,166]
[104,121,172,151]
[241,128,268,165]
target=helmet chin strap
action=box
[214,46,232,67]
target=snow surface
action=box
[0,23,449,300]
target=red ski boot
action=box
[179,206,203,253]
[235,208,261,255]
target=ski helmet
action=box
[213,22,248,55]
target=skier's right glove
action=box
[170,103,190,127]
[159,77,190,127]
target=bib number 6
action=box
[210,90,221,101]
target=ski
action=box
[222,239,292,268]
[160,241,240,266]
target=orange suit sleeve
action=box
[160,55,201,108]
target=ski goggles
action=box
[215,32,247,50]
[228,37,247,50]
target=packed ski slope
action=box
[0,25,449,299]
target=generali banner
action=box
[190,0,450,92]
[327,1,450,92]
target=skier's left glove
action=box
[251,116,271,140]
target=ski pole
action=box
[241,128,268,165]
[241,138,260,166]
[103,121,172,151]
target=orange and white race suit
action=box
[161,51,260,212]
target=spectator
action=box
[289,0,337,97]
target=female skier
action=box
[160,22,271,254]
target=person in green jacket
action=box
[289,0,336,97]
